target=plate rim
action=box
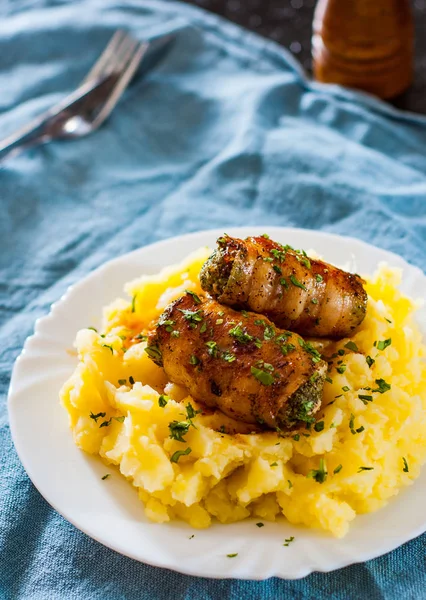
[7,226,426,580]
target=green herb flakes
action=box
[366,355,375,368]
[372,378,391,393]
[101,474,111,480]
[256,522,265,528]
[158,394,169,408]
[314,421,325,432]
[90,411,106,423]
[377,338,392,351]
[333,464,343,474]
[118,379,127,386]
[145,345,162,362]
[273,264,282,275]
[358,466,374,473]
[189,355,200,365]
[251,366,275,386]
[102,344,114,355]
[358,394,373,405]
[185,290,201,304]
[290,274,307,290]
[336,364,346,374]
[227,553,238,558]
[283,536,295,547]
[315,274,323,283]
[402,457,409,473]
[170,447,192,463]
[307,458,327,483]
[229,323,253,345]
[169,421,190,442]
[131,294,137,313]
[344,341,358,352]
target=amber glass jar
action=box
[312,0,414,99]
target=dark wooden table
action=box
[185,0,426,114]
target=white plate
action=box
[8,227,426,580]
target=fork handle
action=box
[0,75,112,163]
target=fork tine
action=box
[91,41,148,128]
[81,30,126,85]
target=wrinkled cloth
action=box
[1,1,426,598]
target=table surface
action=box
[184,0,426,115]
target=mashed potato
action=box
[60,247,426,537]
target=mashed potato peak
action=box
[60,248,426,537]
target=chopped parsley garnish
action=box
[288,480,293,489]
[292,434,300,441]
[283,536,295,547]
[179,308,203,325]
[366,355,375,368]
[298,339,322,363]
[358,394,373,405]
[102,344,114,355]
[325,376,333,384]
[145,345,162,362]
[333,464,342,474]
[227,553,238,558]
[301,257,311,269]
[185,290,201,304]
[337,349,345,356]
[263,257,273,263]
[315,274,323,283]
[189,355,200,365]
[263,324,275,340]
[189,535,195,539]
[159,318,175,332]
[216,319,224,325]
[256,522,265,528]
[344,341,358,352]
[251,366,275,386]
[314,421,325,432]
[311,298,318,304]
[129,375,135,385]
[280,277,289,289]
[200,321,207,333]
[90,411,106,423]
[131,294,137,313]
[261,233,270,239]
[205,340,218,357]
[349,414,364,434]
[118,379,127,386]
[290,274,307,290]
[135,333,148,341]
[229,323,253,344]
[114,416,125,423]
[87,327,98,332]
[217,235,228,244]
[307,458,327,483]
[270,462,278,467]
[169,421,191,442]
[273,264,282,275]
[171,331,180,338]
[336,364,346,374]
[218,350,234,363]
[358,466,374,473]
[342,386,350,392]
[170,447,192,463]
[280,343,296,355]
[270,248,286,262]
[101,474,111,480]
[241,310,249,318]
[186,403,201,421]
[402,457,409,472]
[385,318,392,324]
[158,394,169,407]
[376,338,392,351]
[372,378,391,393]
[99,418,112,428]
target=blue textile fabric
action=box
[2,0,426,597]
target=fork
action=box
[0,31,153,162]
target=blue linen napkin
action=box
[2,0,426,597]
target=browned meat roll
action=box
[146,291,327,430]
[199,234,367,339]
